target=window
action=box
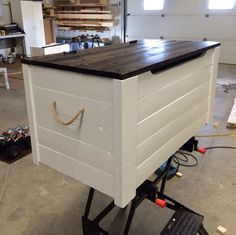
[208,0,235,9]
[144,0,164,10]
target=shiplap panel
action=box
[138,98,208,165]
[138,50,212,98]
[35,107,112,153]
[138,81,210,144]
[31,66,113,104]
[137,113,208,186]
[39,145,114,197]
[138,66,211,121]
[38,127,113,174]
[33,86,113,129]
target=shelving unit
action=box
[10,0,45,56]
[43,2,117,32]
[43,4,56,18]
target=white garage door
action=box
[127,0,236,64]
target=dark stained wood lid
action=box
[21,40,220,80]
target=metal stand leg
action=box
[81,157,209,235]
[82,188,115,235]
[198,224,209,235]
[160,157,172,194]
[84,188,95,218]
[123,199,136,235]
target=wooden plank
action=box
[56,13,112,20]
[55,10,111,13]
[137,114,207,187]
[58,20,114,27]
[37,127,113,174]
[35,107,112,153]
[176,172,183,177]
[227,98,236,128]
[30,44,70,56]
[138,81,210,145]
[39,145,114,197]
[138,98,209,166]
[43,44,70,55]
[81,10,111,13]
[58,26,72,30]
[55,3,109,7]
[77,0,108,4]
[207,47,220,123]
[22,64,40,165]
[30,66,113,104]
[22,40,220,80]
[138,49,213,98]
[33,86,113,129]
[113,76,138,208]
[217,226,228,235]
[138,66,211,121]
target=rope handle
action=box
[51,101,84,126]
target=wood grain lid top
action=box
[21,40,220,79]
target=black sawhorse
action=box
[82,156,209,235]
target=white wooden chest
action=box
[22,40,220,207]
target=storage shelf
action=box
[55,3,117,7]
[43,2,116,32]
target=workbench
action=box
[22,40,220,208]
[0,34,26,57]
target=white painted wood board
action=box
[227,98,236,128]
[138,66,211,121]
[138,49,213,98]
[30,66,113,104]
[39,145,114,197]
[31,44,70,57]
[37,127,113,174]
[138,82,210,144]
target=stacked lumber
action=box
[58,20,113,27]
[56,13,112,20]
[56,0,108,4]
[43,4,56,18]
[43,1,115,32]
[56,3,114,31]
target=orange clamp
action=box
[155,199,167,208]
[197,148,206,154]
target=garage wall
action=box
[127,0,236,64]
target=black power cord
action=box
[174,146,236,169]
[173,151,198,167]
[205,146,236,150]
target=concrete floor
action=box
[0,62,236,235]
